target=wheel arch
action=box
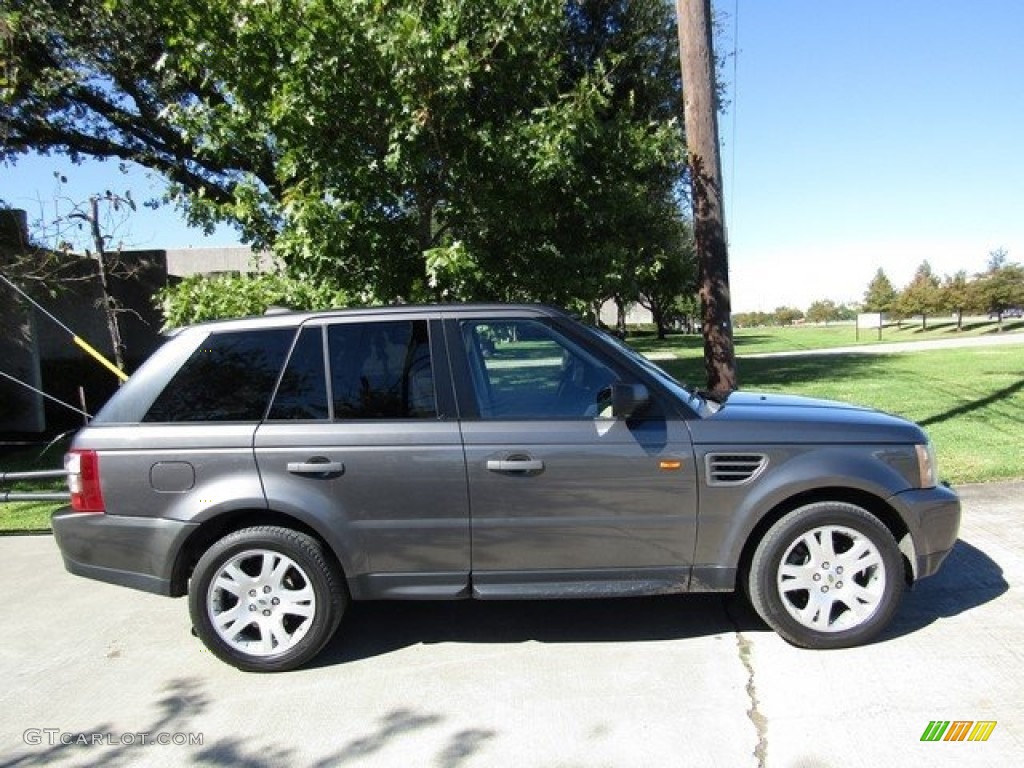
[169,508,345,597]
[736,487,914,593]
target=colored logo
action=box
[920,720,997,742]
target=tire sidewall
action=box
[750,503,904,649]
[188,526,345,672]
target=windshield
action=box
[584,326,711,414]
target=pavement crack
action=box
[725,597,767,768]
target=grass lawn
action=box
[631,316,1022,357]
[651,345,1022,487]
[0,440,69,534]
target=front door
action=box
[449,315,698,597]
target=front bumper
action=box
[890,483,961,581]
[52,509,196,596]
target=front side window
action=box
[144,329,294,422]
[328,320,436,419]
[460,319,616,419]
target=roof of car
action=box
[169,303,571,335]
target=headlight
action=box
[914,442,938,489]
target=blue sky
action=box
[720,0,1024,311]
[3,1,1023,313]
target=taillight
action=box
[66,450,105,513]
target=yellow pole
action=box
[73,336,129,382]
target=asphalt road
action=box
[1,482,1021,768]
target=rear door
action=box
[254,314,470,599]
[446,312,698,597]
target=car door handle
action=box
[287,459,345,477]
[486,459,544,473]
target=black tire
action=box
[188,526,347,672]
[748,502,904,649]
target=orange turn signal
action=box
[659,460,683,471]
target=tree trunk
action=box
[615,296,627,338]
[676,0,737,395]
[89,197,126,376]
[652,305,667,340]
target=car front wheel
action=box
[188,526,346,672]
[748,502,904,649]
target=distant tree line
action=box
[862,249,1024,330]
[734,249,1024,330]
[733,301,857,329]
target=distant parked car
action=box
[989,307,1023,319]
[52,304,961,671]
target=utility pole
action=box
[676,0,737,394]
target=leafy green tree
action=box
[635,227,698,339]
[940,270,972,331]
[898,261,942,329]
[805,299,841,325]
[862,268,898,315]
[4,0,688,311]
[774,306,804,326]
[973,254,1024,329]
[155,273,351,329]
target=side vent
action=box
[705,453,768,487]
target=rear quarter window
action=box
[143,329,295,422]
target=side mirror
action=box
[611,382,650,419]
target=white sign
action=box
[857,313,883,329]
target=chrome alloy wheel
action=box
[206,549,317,657]
[776,524,886,633]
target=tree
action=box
[3,178,140,375]
[862,268,898,315]
[774,306,804,326]
[635,219,698,339]
[4,0,688,313]
[806,299,840,325]
[939,270,972,331]
[898,261,942,330]
[156,272,351,329]
[973,253,1024,329]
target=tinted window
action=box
[143,329,294,422]
[268,327,329,420]
[328,320,436,419]
[460,319,616,419]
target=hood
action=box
[687,390,926,446]
[718,391,870,411]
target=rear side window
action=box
[143,329,294,422]
[328,320,436,419]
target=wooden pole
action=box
[676,0,737,394]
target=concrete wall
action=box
[165,246,277,276]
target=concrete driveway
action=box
[1,483,1020,767]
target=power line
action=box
[0,369,92,419]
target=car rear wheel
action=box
[188,526,346,672]
[748,502,904,649]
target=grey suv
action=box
[53,304,960,671]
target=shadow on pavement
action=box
[883,538,1008,640]
[314,592,767,667]
[316,536,1007,663]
